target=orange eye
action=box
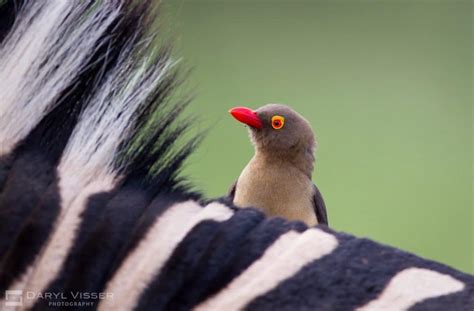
[271,115,285,130]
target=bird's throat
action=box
[254,148,314,179]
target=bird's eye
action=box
[271,115,285,130]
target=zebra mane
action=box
[0,0,198,197]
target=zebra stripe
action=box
[22,179,116,309]
[195,229,338,310]
[357,268,465,311]
[0,1,473,310]
[99,202,233,310]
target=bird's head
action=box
[229,104,316,160]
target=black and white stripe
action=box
[0,1,472,310]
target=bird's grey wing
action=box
[227,180,237,201]
[312,184,328,225]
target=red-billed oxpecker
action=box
[228,104,328,226]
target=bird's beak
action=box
[229,107,263,129]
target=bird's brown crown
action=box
[230,103,317,176]
[252,104,315,155]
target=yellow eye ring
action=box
[271,115,285,130]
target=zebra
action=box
[0,0,472,310]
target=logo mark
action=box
[5,290,23,307]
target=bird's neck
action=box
[254,148,314,179]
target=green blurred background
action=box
[163,0,473,273]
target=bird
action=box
[228,104,328,226]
